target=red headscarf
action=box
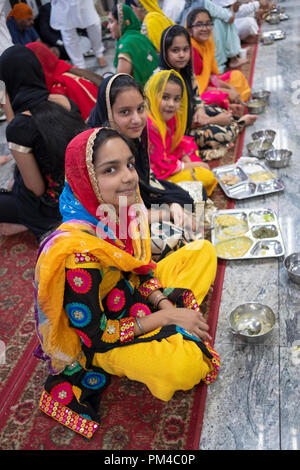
[26,42,72,90]
[27,42,98,120]
[64,127,156,273]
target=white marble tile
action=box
[200,0,300,449]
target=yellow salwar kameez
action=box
[93,239,217,401]
[35,128,220,439]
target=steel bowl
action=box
[251,90,271,103]
[251,129,276,143]
[229,302,276,343]
[265,149,292,168]
[247,139,274,158]
[246,99,266,114]
[266,13,280,24]
[284,252,300,284]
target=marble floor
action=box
[0,0,299,451]
[200,0,300,451]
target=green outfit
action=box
[114,4,158,87]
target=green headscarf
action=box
[114,4,158,88]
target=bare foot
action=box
[228,57,249,68]
[97,56,107,67]
[241,114,258,126]
[0,223,28,236]
[0,155,12,166]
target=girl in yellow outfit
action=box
[35,127,220,439]
[145,69,218,196]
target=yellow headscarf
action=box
[139,0,168,15]
[142,11,173,52]
[145,69,188,153]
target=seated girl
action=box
[88,73,206,260]
[27,42,103,121]
[35,127,220,438]
[108,4,158,88]
[157,24,256,153]
[186,8,251,113]
[145,69,218,197]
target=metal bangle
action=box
[135,317,145,336]
[156,297,168,309]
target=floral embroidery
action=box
[81,371,106,390]
[67,269,92,294]
[50,382,73,405]
[63,362,82,376]
[106,288,126,312]
[66,302,92,328]
[101,319,119,343]
[74,329,92,348]
[129,303,151,318]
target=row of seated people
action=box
[0,1,273,438]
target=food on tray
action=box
[252,226,278,239]
[215,237,253,258]
[249,212,275,224]
[250,171,276,182]
[214,214,240,227]
[220,173,241,186]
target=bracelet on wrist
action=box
[156,297,168,309]
[135,317,145,336]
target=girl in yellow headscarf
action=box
[126,0,173,52]
[145,70,217,196]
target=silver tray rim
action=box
[261,30,286,40]
[211,208,285,260]
[213,159,284,200]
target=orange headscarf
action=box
[7,3,33,21]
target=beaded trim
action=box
[203,341,221,385]
[105,73,131,125]
[39,390,99,439]
[74,252,98,264]
[182,290,201,312]
[119,317,135,343]
[139,278,162,299]
[86,128,104,205]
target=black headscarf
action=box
[88,73,198,208]
[158,25,195,132]
[0,44,49,113]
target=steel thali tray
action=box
[213,158,284,200]
[261,30,286,40]
[211,208,285,260]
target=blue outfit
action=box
[6,17,39,46]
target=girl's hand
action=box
[192,108,210,127]
[170,202,185,227]
[161,306,211,342]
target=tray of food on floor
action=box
[211,208,285,260]
[212,158,284,200]
[261,30,286,41]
